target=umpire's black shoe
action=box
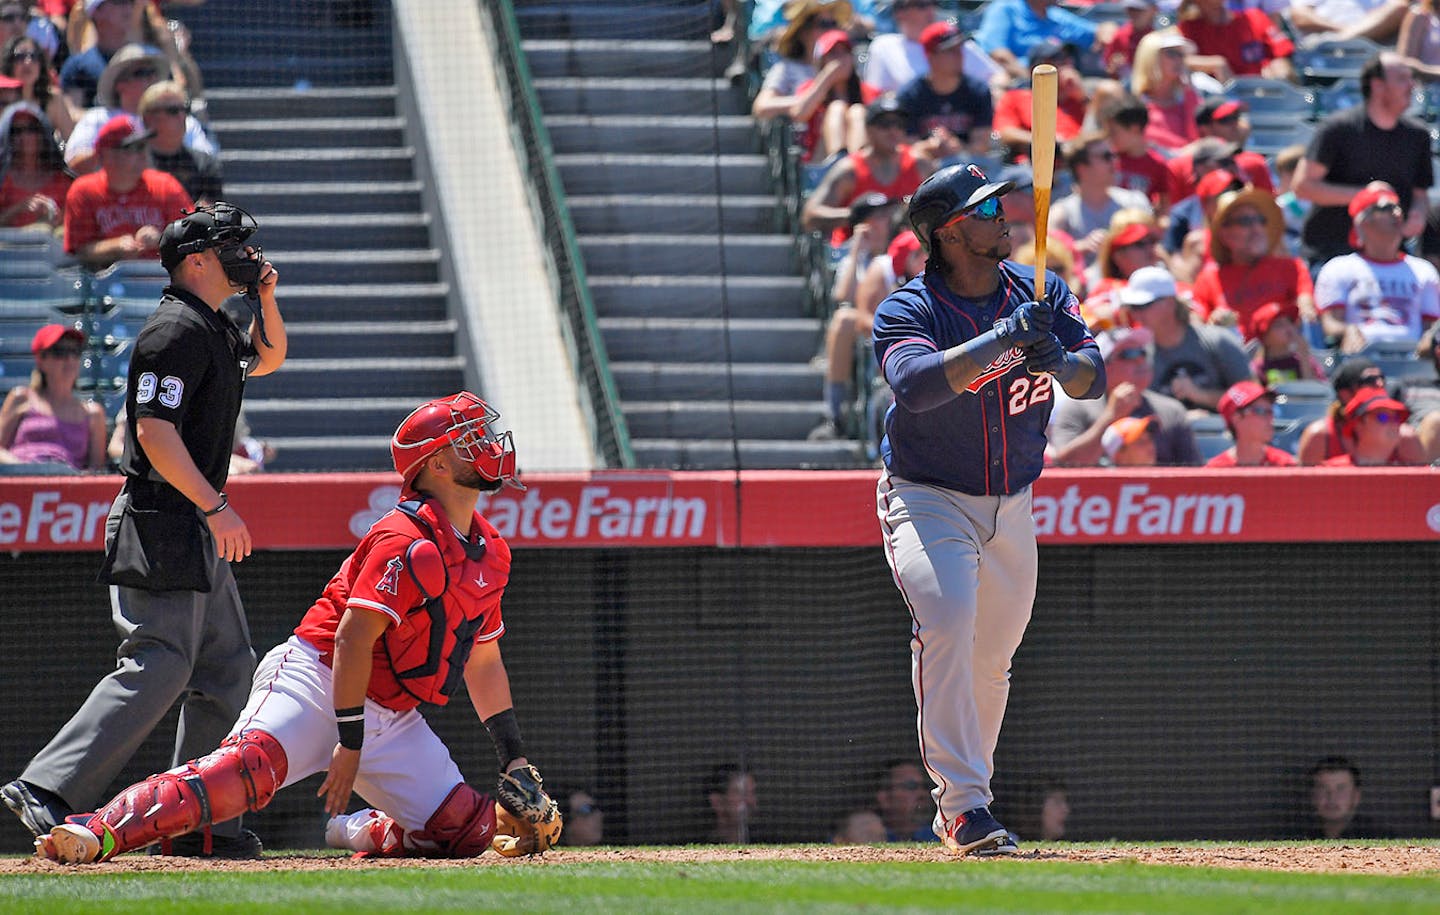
[2,779,73,838]
[148,828,264,859]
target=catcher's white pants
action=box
[229,636,465,832]
[877,475,1037,835]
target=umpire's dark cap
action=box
[907,162,1014,255]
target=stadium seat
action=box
[1316,79,1362,116]
[1272,379,1333,423]
[1249,122,1313,159]
[1294,37,1383,84]
[1224,77,1315,125]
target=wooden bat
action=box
[1029,63,1058,303]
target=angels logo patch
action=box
[376,557,404,596]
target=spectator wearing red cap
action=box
[1101,414,1158,466]
[1251,301,1326,385]
[972,0,1116,82]
[63,111,192,270]
[0,102,70,229]
[790,29,880,163]
[1167,166,1246,278]
[1296,356,1427,464]
[1313,181,1440,353]
[1321,386,1417,466]
[1177,0,1294,79]
[1166,99,1275,204]
[1207,381,1298,466]
[1294,51,1431,264]
[1082,211,1167,328]
[895,21,993,155]
[0,324,106,471]
[1191,187,1314,339]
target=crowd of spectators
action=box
[741,0,1440,467]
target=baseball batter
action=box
[872,163,1104,855]
[33,393,561,864]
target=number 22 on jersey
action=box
[1006,373,1052,416]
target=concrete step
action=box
[624,400,827,440]
[545,115,755,155]
[587,275,808,319]
[630,438,869,470]
[219,148,416,183]
[263,436,396,472]
[516,3,712,41]
[226,182,423,215]
[211,117,406,150]
[580,235,794,276]
[599,317,819,363]
[275,283,449,321]
[253,213,431,251]
[282,320,456,359]
[523,39,726,79]
[555,154,769,195]
[244,357,465,399]
[264,249,441,285]
[178,0,392,88]
[244,397,422,438]
[533,79,747,116]
[204,87,398,120]
[199,58,393,88]
[568,194,777,235]
[611,362,822,401]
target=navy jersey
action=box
[872,262,1097,495]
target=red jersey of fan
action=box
[63,168,192,254]
[1320,453,1406,467]
[1167,149,1274,202]
[294,499,512,711]
[993,88,1087,147]
[1190,256,1312,339]
[831,145,924,246]
[1114,149,1174,209]
[0,172,72,228]
[1178,9,1293,78]
[1206,446,1298,468]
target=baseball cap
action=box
[1189,137,1241,168]
[1101,415,1155,460]
[1249,300,1299,338]
[94,113,154,153]
[1196,97,1247,126]
[813,29,852,61]
[31,324,84,354]
[1119,265,1178,307]
[1095,325,1154,361]
[920,21,964,54]
[1217,380,1272,425]
[1196,169,1244,201]
[1331,357,1382,396]
[1154,32,1197,54]
[1028,37,1073,68]
[1348,181,1401,220]
[1110,222,1152,249]
[849,191,896,225]
[888,230,922,276]
[865,95,907,124]
[1342,386,1410,424]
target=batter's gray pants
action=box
[20,492,257,836]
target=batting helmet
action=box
[391,392,523,494]
[907,162,1014,256]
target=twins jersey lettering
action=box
[872,262,1096,495]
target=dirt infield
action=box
[2,843,1438,876]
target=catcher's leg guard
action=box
[405,783,496,858]
[81,730,288,862]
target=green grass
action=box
[1,847,1438,914]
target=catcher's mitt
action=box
[491,764,562,857]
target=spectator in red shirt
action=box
[1100,95,1172,213]
[0,101,70,229]
[1083,213,1167,329]
[1251,301,1327,385]
[1191,187,1314,337]
[992,38,1090,161]
[1207,380,1298,467]
[1177,0,1295,80]
[1168,99,1274,203]
[1103,0,1157,80]
[792,30,879,163]
[63,111,192,269]
[1321,387,1417,466]
[1131,30,1202,152]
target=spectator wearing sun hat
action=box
[1206,380,1298,467]
[1315,181,1440,354]
[58,0,135,109]
[1320,386,1420,466]
[63,112,193,270]
[1190,186,1314,339]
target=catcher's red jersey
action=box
[294,499,512,710]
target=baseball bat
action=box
[1029,64,1058,302]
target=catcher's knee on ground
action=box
[85,730,288,860]
[404,783,497,858]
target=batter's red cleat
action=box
[35,824,100,864]
[941,806,1019,858]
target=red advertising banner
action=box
[0,467,1436,552]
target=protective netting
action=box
[1,541,1436,853]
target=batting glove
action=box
[994,300,1053,348]
[1023,334,1081,383]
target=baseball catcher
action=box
[34,393,562,864]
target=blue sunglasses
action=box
[943,196,1004,227]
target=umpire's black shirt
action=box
[120,285,256,493]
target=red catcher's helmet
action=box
[391,392,523,493]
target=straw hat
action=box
[1208,188,1283,265]
[777,0,854,60]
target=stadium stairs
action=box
[516,0,868,468]
[180,0,462,471]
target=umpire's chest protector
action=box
[378,502,512,707]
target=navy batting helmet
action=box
[907,163,1014,256]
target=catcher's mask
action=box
[159,201,262,290]
[391,392,524,494]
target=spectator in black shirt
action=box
[140,81,220,203]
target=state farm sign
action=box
[477,485,711,541]
[0,490,113,546]
[1033,483,1244,538]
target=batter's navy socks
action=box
[943,806,1019,857]
[2,779,73,838]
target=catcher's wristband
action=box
[483,708,526,770]
[336,705,365,750]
